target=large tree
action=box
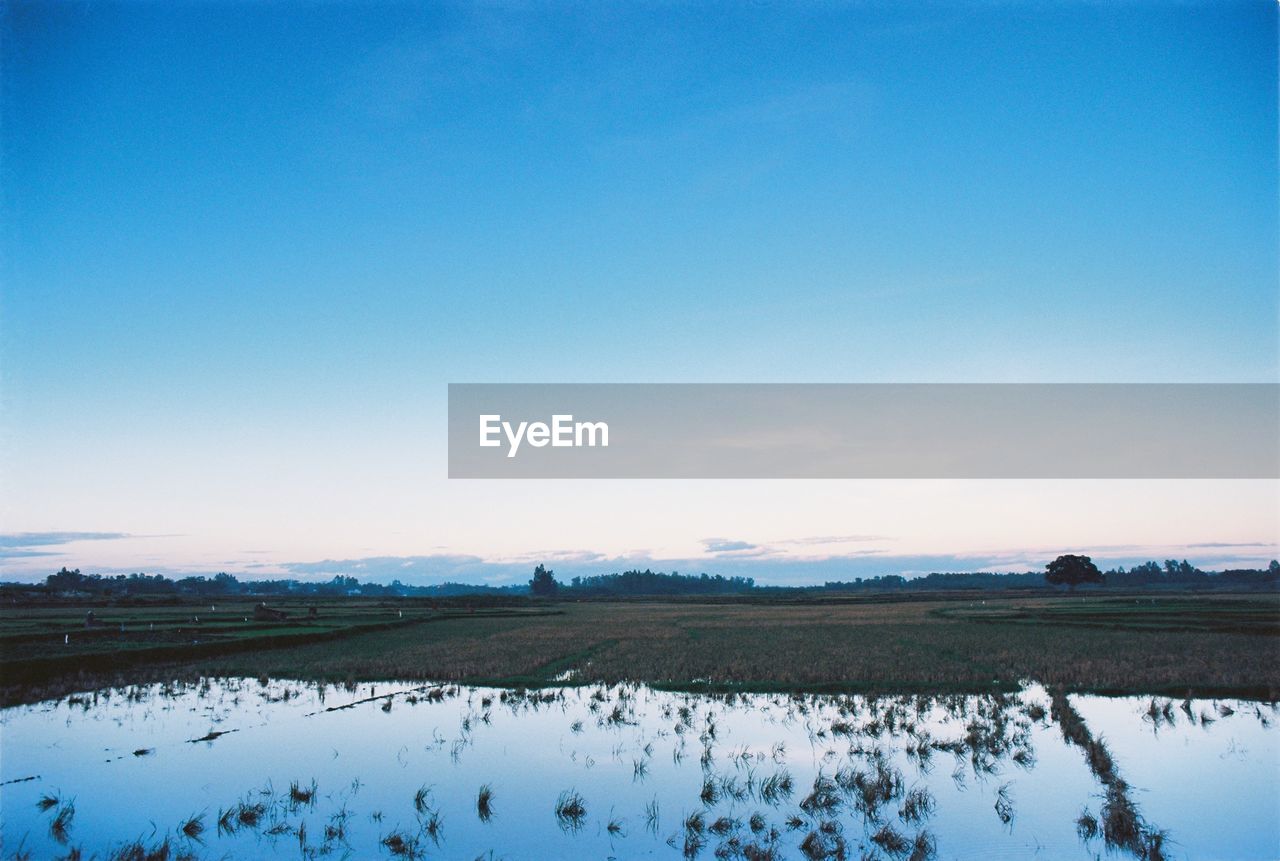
[1045,554,1104,590]
[529,564,560,597]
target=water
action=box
[1,679,1276,859]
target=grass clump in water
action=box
[380,829,423,858]
[899,786,935,824]
[179,813,204,840]
[49,799,76,844]
[554,789,587,832]
[870,823,909,856]
[288,778,317,807]
[476,783,494,821]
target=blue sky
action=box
[2,1,1277,583]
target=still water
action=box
[1,679,1276,860]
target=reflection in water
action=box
[0,679,1276,859]
[1051,691,1166,859]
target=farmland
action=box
[2,592,1276,706]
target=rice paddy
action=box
[1,677,1276,859]
[4,594,1277,707]
[2,593,1276,857]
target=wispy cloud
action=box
[284,554,524,585]
[0,532,132,560]
[0,531,131,548]
[775,535,888,547]
[1183,541,1273,549]
[701,538,760,554]
[700,534,890,560]
[507,549,610,565]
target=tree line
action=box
[7,557,1277,601]
[20,568,523,599]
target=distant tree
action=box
[530,564,560,597]
[562,568,754,597]
[1045,554,1104,591]
[46,567,86,591]
[1270,560,1279,576]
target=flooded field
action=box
[1,679,1276,860]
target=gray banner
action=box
[447,384,1280,479]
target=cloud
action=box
[0,532,132,560]
[775,535,888,546]
[1183,541,1272,549]
[507,549,610,565]
[700,535,891,560]
[0,531,131,548]
[283,554,527,585]
[701,538,759,554]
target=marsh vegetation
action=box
[1,677,1275,859]
[4,594,1277,707]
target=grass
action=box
[554,789,587,832]
[288,779,317,807]
[798,827,844,860]
[2,593,1277,704]
[899,786,934,824]
[993,782,1014,826]
[106,837,174,861]
[870,823,909,855]
[935,595,1280,635]
[1051,689,1173,857]
[380,829,423,859]
[0,598,555,699]
[709,816,737,836]
[422,808,443,843]
[758,770,794,805]
[910,830,937,861]
[49,798,75,843]
[476,783,494,821]
[179,813,204,840]
[645,797,660,834]
[235,800,266,828]
[798,776,841,816]
[20,682,1205,857]
[1077,808,1100,840]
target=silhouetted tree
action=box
[46,567,86,591]
[1045,554,1104,591]
[530,564,560,597]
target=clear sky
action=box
[2,1,1277,584]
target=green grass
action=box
[2,593,1277,705]
[0,598,556,698]
[933,595,1280,635]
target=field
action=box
[2,592,1277,706]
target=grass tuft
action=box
[554,789,587,832]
